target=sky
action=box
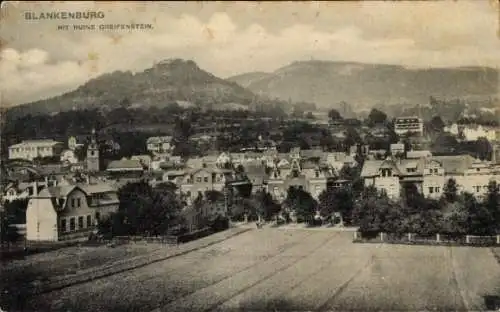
[0,1,499,107]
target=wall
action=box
[26,198,58,241]
[374,176,401,199]
[180,170,227,202]
[422,174,445,199]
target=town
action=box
[2,101,500,244]
[2,1,500,311]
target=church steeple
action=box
[86,128,100,172]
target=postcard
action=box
[1,1,500,312]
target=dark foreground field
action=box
[19,229,500,311]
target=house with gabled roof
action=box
[361,153,497,200]
[266,150,334,202]
[26,181,119,242]
[178,167,234,205]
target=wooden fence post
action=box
[497,235,500,245]
[380,232,384,242]
[407,233,411,242]
[353,231,358,240]
[436,233,440,243]
[466,235,470,244]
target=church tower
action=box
[86,128,100,172]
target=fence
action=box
[353,231,500,246]
[111,227,214,245]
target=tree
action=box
[443,178,458,203]
[328,109,343,121]
[429,116,445,133]
[283,186,317,224]
[352,189,391,236]
[462,192,494,235]
[253,190,280,222]
[107,181,184,237]
[2,198,29,224]
[318,189,336,218]
[367,108,387,126]
[343,127,362,151]
[440,202,468,236]
[318,188,355,225]
[475,137,492,161]
[0,212,21,246]
[485,180,500,233]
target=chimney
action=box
[32,181,38,197]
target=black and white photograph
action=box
[1,1,500,311]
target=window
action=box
[315,171,320,178]
[87,215,92,227]
[71,198,75,208]
[428,187,434,194]
[475,186,481,193]
[186,191,191,197]
[435,187,440,193]
[95,212,101,221]
[77,198,81,207]
[60,219,67,232]
[407,168,416,173]
[196,177,202,183]
[433,169,438,174]
[78,216,84,229]
[204,177,209,183]
[476,168,480,172]
[69,217,76,231]
[429,169,433,174]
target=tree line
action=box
[354,179,500,238]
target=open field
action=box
[16,228,500,311]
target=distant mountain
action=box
[227,61,499,110]
[228,72,271,89]
[7,59,259,117]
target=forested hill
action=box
[6,59,276,118]
[228,61,499,109]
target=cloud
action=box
[0,1,498,106]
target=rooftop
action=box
[9,140,63,148]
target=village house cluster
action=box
[2,112,500,242]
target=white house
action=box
[394,116,424,136]
[146,136,174,154]
[26,182,119,242]
[446,123,499,142]
[9,140,64,161]
[60,149,79,164]
[361,154,498,201]
[67,136,84,151]
[216,152,232,168]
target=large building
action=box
[8,140,64,161]
[394,116,424,136]
[361,154,498,200]
[445,123,499,142]
[146,136,174,155]
[26,181,119,242]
